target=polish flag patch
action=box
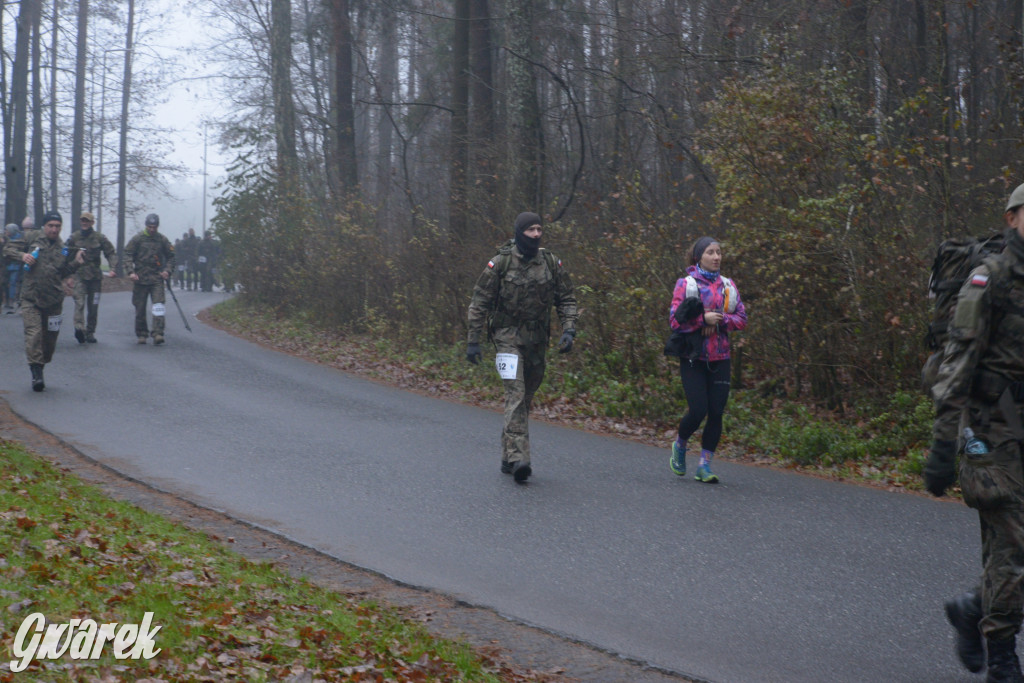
[487,260,495,269]
[971,273,989,287]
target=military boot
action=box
[945,590,984,672]
[29,363,44,392]
[987,637,1024,683]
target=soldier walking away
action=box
[184,228,200,290]
[124,213,175,345]
[173,234,186,290]
[65,211,118,344]
[466,212,578,483]
[197,231,219,292]
[3,223,24,313]
[2,211,84,391]
[927,182,1024,683]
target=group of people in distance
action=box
[2,210,208,392]
[173,228,221,293]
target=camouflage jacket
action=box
[467,240,577,347]
[66,228,117,281]
[124,231,175,284]
[179,236,199,265]
[197,237,219,266]
[2,230,81,309]
[932,229,1024,445]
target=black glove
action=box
[924,439,957,497]
[673,296,704,325]
[466,343,482,365]
[558,330,575,354]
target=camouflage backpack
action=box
[921,232,1008,392]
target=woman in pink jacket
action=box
[668,236,747,483]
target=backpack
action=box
[921,232,1008,393]
[925,233,1008,351]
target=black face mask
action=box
[515,230,541,259]
[513,211,542,259]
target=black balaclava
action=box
[514,212,542,259]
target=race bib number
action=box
[47,315,62,332]
[495,353,519,380]
[198,256,207,264]
[152,303,166,317]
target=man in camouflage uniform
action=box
[3,210,84,391]
[124,213,175,345]
[466,212,577,483]
[927,182,1024,682]
[197,231,219,292]
[182,228,199,290]
[65,211,118,344]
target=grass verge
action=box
[0,439,523,682]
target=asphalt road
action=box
[0,290,983,682]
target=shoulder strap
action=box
[684,276,698,299]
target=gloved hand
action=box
[558,330,575,354]
[673,296,704,325]
[924,439,957,497]
[466,343,482,365]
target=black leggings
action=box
[677,358,732,452]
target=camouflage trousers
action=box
[73,277,102,334]
[979,501,1024,639]
[497,342,546,466]
[964,406,1024,640]
[132,281,166,337]
[21,302,63,365]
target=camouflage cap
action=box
[80,211,95,222]
[1007,183,1024,213]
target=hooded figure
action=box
[513,212,542,260]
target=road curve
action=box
[0,291,981,682]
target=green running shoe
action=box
[669,442,686,476]
[694,464,719,484]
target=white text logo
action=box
[9,612,162,672]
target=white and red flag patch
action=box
[971,273,989,287]
[487,260,495,269]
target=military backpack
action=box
[922,231,1008,392]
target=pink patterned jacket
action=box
[669,265,747,362]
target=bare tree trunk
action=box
[469,0,494,210]
[301,0,330,211]
[70,0,89,222]
[115,0,134,275]
[270,0,298,183]
[48,0,57,210]
[6,0,35,225]
[327,0,356,195]
[506,0,543,213]
[30,0,44,222]
[375,7,397,231]
[450,0,470,240]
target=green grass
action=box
[208,296,937,493]
[0,441,506,681]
